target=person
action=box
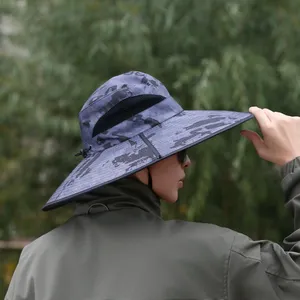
[5,71,300,300]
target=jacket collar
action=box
[74,177,162,218]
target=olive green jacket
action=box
[5,157,300,300]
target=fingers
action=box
[249,106,272,129]
[240,130,266,157]
[261,108,274,121]
[244,107,300,165]
[250,107,290,121]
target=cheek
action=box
[154,174,179,203]
[158,173,176,188]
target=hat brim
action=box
[43,110,253,211]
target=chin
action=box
[162,192,178,203]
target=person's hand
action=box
[241,107,300,166]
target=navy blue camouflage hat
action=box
[43,71,253,210]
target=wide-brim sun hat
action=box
[43,71,253,211]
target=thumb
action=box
[240,130,266,155]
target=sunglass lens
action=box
[178,150,187,164]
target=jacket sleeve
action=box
[227,157,300,300]
[4,245,35,300]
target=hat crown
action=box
[78,71,183,153]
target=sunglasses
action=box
[177,149,189,164]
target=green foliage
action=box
[2,0,300,295]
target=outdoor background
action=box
[1,0,300,297]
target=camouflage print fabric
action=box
[79,71,182,153]
[43,71,253,211]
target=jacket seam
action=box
[231,248,261,261]
[224,234,236,300]
[232,249,300,282]
[266,270,300,282]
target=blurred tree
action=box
[2,0,300,295]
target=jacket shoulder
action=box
[165,219,237,251]
[21,218,76,260]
